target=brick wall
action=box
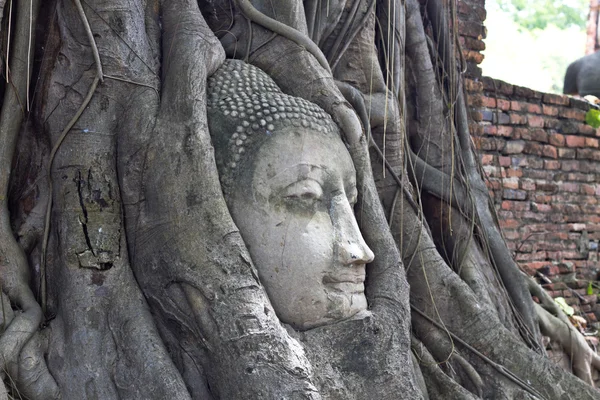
[456,0,600,323]
[468,78,600,321]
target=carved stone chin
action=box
[208,60,374,330]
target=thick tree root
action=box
[528,277,600,386]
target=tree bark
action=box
[1,0,598,398]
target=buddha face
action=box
[228,127,374,330]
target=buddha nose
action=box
[331,194,375,266]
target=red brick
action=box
[558,107,586,121]
[542,93,570,105]
[504,140,525,154]
[558,148,576,159]
[577,148,600,160]
[542,145,558,159]
[505,168,523,177]
[585,137,599,148]
[542,104,559,116]
[548,133,565,147]
[481,154,494,165]
[528,115,544,128]
[509,113,527,125]
[500,219,520,229]
[497,99,510,110]
[499,156,511,166]
[544,160,560,169]
[559,182,580,193]
[520,179,536,191]
[578,123,597,136]
[497,126,514,137]
[565,135,586,148]
[581,184,597,196]
[510,100,522,111]
[503,177,520,189]
[526,103,542,113]
[531,203,552,212]
[481,96,496,108]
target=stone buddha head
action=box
[208,60,374,330]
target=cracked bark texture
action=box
[1,0,599,399]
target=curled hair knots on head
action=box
[207,60,340,194]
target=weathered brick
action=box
[505,167,523,177]
[481,110,494,121]
[526,103,542,113]
[478,137,505,151]
[520,178,536,191]
[542,104,559,116]
[523,141,542,156]
[503,140,525,154]
[542,93,570,105]
[558,148,576,159]
[481,96,496,108]
[565,135,586,148]
[498,156,511,167]
[537,182,558,192]
[560,121,579,134]
[585,137,599,147]
[548,133,565,147]
[514,85,537,98]
[578,123,597,136]
[544,160,560,169]
[531,203,552,212]
[528,115,544,128]
[509,113,527,124]
[481,154,494,165]
[497,99,510,110]
[510,101,522,111]
[542,145,558,159]
[502,177,519,189]
[581,184,597,195]
[559,182,580,193]
[498,126,514,137]
[503,189,527,200]
[500,219,520,229]
[558,107,586,121]
[577,148,600,160]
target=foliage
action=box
[482,0,587,94]
[555,297,575,316]
[495,0,589,31]
[585,108,600,128]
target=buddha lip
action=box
[323,272,365,285]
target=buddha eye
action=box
[282,180,323,207]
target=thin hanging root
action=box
[5,0,12,84]
[74,0,103,81]
[40,0,103,312]
[235,0,331,74]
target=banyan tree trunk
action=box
[0,0,599,398]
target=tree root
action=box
[528,277,600,386]
[0,0,58,397]
[235,0,331,73]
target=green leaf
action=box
[587,281,594,296]
[585,109,600,129]
[555,297,574,316]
